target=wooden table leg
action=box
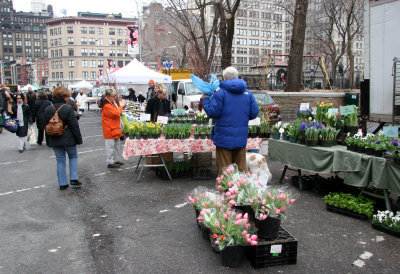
[279,165,288,184]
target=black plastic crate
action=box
[246,226,298,268]
[291,175,316,190]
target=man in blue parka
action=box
[201,66,259,175]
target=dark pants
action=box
[216,147,247,175]
[37,129,48,145]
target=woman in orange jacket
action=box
[100,88,126,168]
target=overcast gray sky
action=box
[13,0,151,17]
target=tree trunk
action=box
[284,0,309,92]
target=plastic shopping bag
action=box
[27,126,37,146]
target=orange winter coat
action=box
[101,97,123,139]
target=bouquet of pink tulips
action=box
[188,187,221,211]
[197,207,258,250]
[249,187,297,219]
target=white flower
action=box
[279,128,285,134]
[309,117,312,121]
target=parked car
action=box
[251,90,280,124]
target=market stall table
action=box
[269,139,400,210]
[123,137,263,182]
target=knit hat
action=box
[149,79,155,84]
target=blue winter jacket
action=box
[202,79,259,149]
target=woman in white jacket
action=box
[75,89,88,115]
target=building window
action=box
[81,48,88,56]
[89,27,95,34]
[67,27,73,34]
[68,37,74,45]
[109,39,115,46]
[98,49,103,56]
[117,50,123,57]
[109,49,115,56]
[89,38,96,45]
[89,49,96,56]
[90,71,96,79]
[81,37,87,45]
[97,38,103,46]
[117,28,123,35]
[117,39,123,46]
[98,60,104,67]
[109,28,115,35]
[69,71,75,79]
[97,27,103,35]
[90,60,96,68]
[25,40,32,47]
[82,60,88,68]
[117,60,124,67]
[82,71,88,79]
[52,72,55,79]
[69,60,75,68]
[81,27,87,34]
[68,48,74,56]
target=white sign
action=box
[300,103,310,111]
[140,113,151,121]
[248,117,260,126]
[270,244,282,254]
[157,116,168,124]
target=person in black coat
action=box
[137,92,146,103]
[32,91,51,145]
[126,88,137,101]
[10,94,32,152]
[26,87,37,113]
[145,88,171,123]
[43,86,83,190]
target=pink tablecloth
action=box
[122,137,263,159]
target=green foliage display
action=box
[322,193,375,218]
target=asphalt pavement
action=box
[0,110,399,273]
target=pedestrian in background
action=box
[126,88,137,101]
[26,87,37,114]
[201,66,259,175]
[100,88,125,168]
[145,88,171,123]
[10,94,32,153]
[32,91,51,145]
[44,86,82,190]
[147,79,155,101]
[75,89,87,115]
[137,92,145,103]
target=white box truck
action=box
[363,0,400,125]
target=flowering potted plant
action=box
[282,122,290,140]
[198,207,258,267]
[372,210,400,238]
[287,122,299,143]
[319,127,339,147]
[344,105,359,135]
[248,187,297,239]
[305,126,319,146]
[271,121,281,139]
[297,121,308,144]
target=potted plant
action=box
[198,207,258,268]
[194,125,201,139]
[344,105,359,135]
[322,193,375,219]
[305,126,319,146]
[282,122,290,140]
[287,122,299,143]
[271,121,281,140]
[259,115,270,138]
[249,125,259,138]
[373,139,388,157]
[372,210,400,238]
[249,187,297,240]
[297,121,307,144]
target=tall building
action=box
[0,0,53,85]
[31,0,45,13]
[45,13,137,87]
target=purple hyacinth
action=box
[316,122,323,129]
[299,122,307,132]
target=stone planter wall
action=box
[268,91,346,121]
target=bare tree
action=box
[213,0,241,70]
[284,0,309,92]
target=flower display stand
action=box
[246,227,297,269]
[371,223,400,238]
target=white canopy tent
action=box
[69,80,94,89]
[20,84,41,91]
[100,58,172,85]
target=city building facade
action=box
[0,0,53,85]
[46,14,137,87]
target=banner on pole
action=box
[127,25,139,55]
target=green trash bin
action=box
[345,92,359,106]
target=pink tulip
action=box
[222,225,225,229]
[215,240,220,245]
[286,199,290,205]
[247,238,252,244]
[224,214,228,220]
[197,217,203,222]
[216,176,220,181]
[239,177,246,184]
[217,185,222,191]
[220,175,224,179]
[225,191,231,197]
[262,214,268,220]
[262,199,266,205]
[243,213,248,219]
[229,200,236,206]
[234,220,241,225]
[242,231,247,236]
[237,181,241,187]
[260,213,264,219]
[246,172,250,176]
[248,198,253,204]
[290,199,296,203]
[250,235,258,241]
[228,181,234,188]
[251,240,258,246]
[217,202,221,208]
[275,208,280,215]
[267,192,272,198]
[280,206,286,213]
[216,221,220,227]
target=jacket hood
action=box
[219,79,247,94]
[99,96,111,108]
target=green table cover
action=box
[269,139,400,195]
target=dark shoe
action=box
[107,163,120,168]
[115,161,124,165]
[19,150,23,153]
[70,180,82,186]
[23,143,26,149]
[59,185,69,190]
[37,142,42,145]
